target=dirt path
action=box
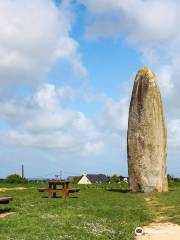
[136,196,180,239]
[135,222,180,240]
[0,187,27,192]
[0,212,15,218]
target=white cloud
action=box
[34,84,59,110]
[0,0,87,85]
[78,0,180,85]
[82,141,104,156]
[0,84,103,156]
[158,65,174,98]
[96,97,129,133]
[78,0,180,149]
[79,0,180,44]
[2,0,180,163]
[168,120,180,148]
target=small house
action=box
[123,177,128,183]
[78,173,109,184]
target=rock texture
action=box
[127,67,168,192]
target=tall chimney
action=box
[22,164,24,179]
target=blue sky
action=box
[0,0,180,178]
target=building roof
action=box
[67,176,75,181]
[86,174,109,183]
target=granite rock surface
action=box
[127,67,168,192]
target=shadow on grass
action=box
[106,189,130,193]
[42,196,62,198]
[42,196,78,199]
[0,207,11,213]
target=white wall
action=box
[78,175,91,184]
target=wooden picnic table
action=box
[48,180,70,189]
[38,179,80,199]
[0,197,13,204]
[48,180,70,197]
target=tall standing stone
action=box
[127,67,168,192]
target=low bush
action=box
[5,174,28,184]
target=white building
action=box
[78,173,109,184]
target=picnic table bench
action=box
[0,197,13,204]
[38,180,80,198]
[38,188,80,198]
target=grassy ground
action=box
[0,182,179,240]
[144,181,180,224]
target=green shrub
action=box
[70,176,82,184]
[5,174,28,184]
[110,174,121,183]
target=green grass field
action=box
[0,182,179,240]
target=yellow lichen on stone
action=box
[139,67,149,75]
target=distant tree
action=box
[167,174,174,182]
[167,175,180,182]
[110,174,120,183]
[119,175,124,181]
[70,176,82,184]
[5,174,28,184]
